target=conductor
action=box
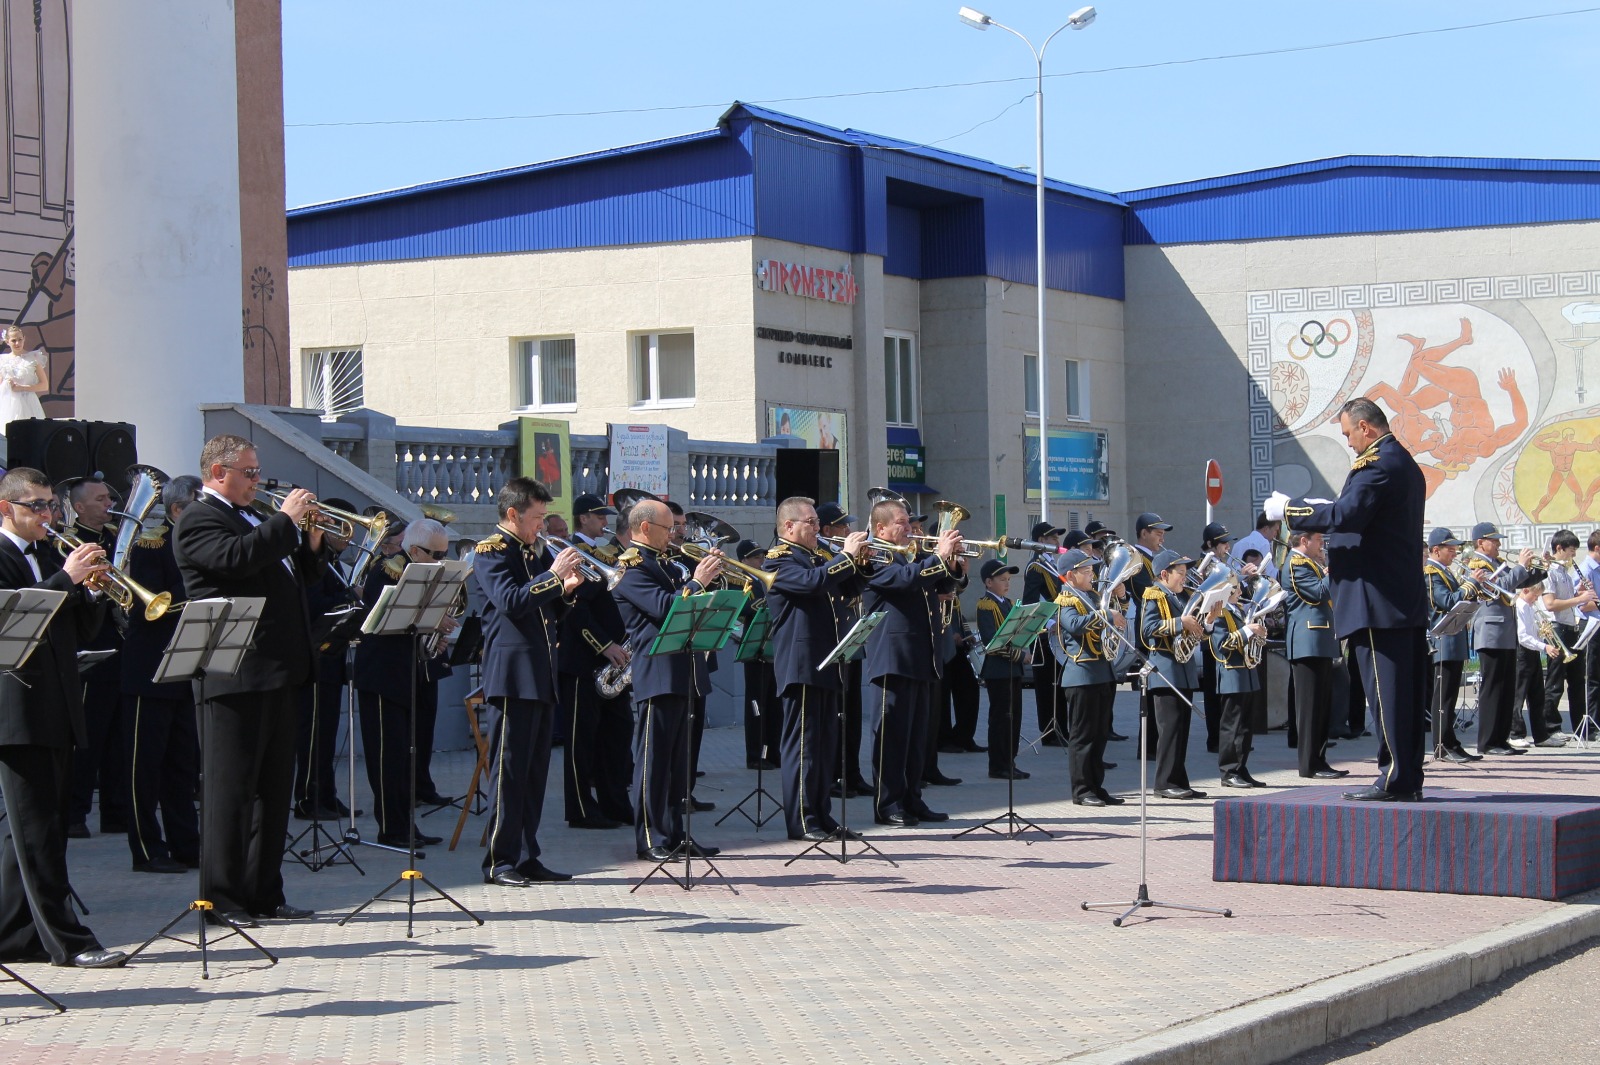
[173,435,325,925]
[1266,397,1430,801]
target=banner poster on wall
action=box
[609,423,671,500]
[1024,425,1110,502]
[767,404,849,506]
[519,416,573,519]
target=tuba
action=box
[110,464,169,570]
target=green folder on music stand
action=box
[984,600,1056,657]
[734,601,773,664]
[649,588,749,656]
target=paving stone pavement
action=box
[2,693,1597,1064]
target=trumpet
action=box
[677,541,777,592]
[45,526,172,621]
[544,535,625,590]
[909,499,1009,559]
[818,534,914,565]
[1457,547,1515,606]
[255,481,390,545]
[1534,601,1579,663]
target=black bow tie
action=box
[22,541,38,556]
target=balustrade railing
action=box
[393,429,517,506]
[688,444,778,508]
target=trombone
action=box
[46,526,172,621]
[544,535,626,590]
[255,480,390,545]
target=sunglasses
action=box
[223,465,263,480]
[4,498,53,514]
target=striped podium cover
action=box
[1213,786,1600,900]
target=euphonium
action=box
[110,464,169,570]
[46,526,171,621]
[1095,543,1142,661]
[1173,567,1238,664]
[595,659,633,699]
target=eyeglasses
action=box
[223,465,263,480]
[4,498,53,514]
[790,518,820,528]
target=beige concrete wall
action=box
[1124,220,1600,550]
[288,237,756,437]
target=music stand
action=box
[127,597,278,978]
[955,601,1056,842]
[340,560,483,936]
[719,601,783,829]
[632,588,746,893]
[0,588,68,1011]
[286,604,367,872]
[787,610,893,866]
[1428,601,1479,765]
[1571,618,1600,747]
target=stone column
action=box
[72,0,245,474]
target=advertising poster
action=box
[1024,425,1109,502]
[609,423,671,499]
[519,416,572,518]
[768,405,849,505]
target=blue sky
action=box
[282,1,1598,208]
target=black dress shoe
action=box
[797,828,833,842]
[1220,775,1255,789]
[132,856,187,874]
[1237,773,1268,788]
[849,777,874,795]
[912,808,949,822]
[925,772,962,786]
[207,910,259,929]
[937,743,966,755]
[485,869,535,887]
[962,743,988,753]
[1311,769,1350,779]
[876,812,920,827]
[517,859,574,882]
[690,797,715,812]
[1040,735,1067,747]
[66,822,90,839]
[1108,731,1128,742]
[70,948,127,969]
[1484,746,1525,755]
[680,841,720,858]
[415,793,455,806]
[746,758,780,770]
[378,832,440,849]
[569,815,624,830]
[1073,794,1108,807]
[988,768,1028,780]
[1343,785,1404,801]
[1097,791,1127,806]
[1156,787,1205,799]
[637,846,674,862]
[254,903,315,920]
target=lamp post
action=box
[959,5,1095,525]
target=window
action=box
[1065,358,1089,421]
[515,337,577,410]
[884,332,919,427]
[632,332,695,407]
[303,347,364,421]
[1023,353,1039,416]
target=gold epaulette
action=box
[766,544,791,559]
[615,547,642,569]
[1351,442,1380,471]
[134,521,168,548]
[591,543,619,563]
[1141,585,1166,601]
[475,532,507,554]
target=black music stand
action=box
[127,597,279,978]
[718,601,783,829]
[1428,601,1479,766]
[0,587,69,1011]
[288,602,367,872]
[1081,612,1234,928]
[632,588,746,893]
[1571,618,1600,747]
[787,610,893,866]
[340,560,483,936]
[956,600,1056,842]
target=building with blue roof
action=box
[288,103,1600,546]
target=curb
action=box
[1060,890,1600,1065]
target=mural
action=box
[1249,271,1600,547]
[2,0,74,417]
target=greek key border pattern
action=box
[1245,271,1600,509]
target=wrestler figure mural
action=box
[1250,275,1600,547]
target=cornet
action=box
[818,534,914,565]
[543,535,625,590]
[46,526,171,621]
[909,500,1009,558]
[677,541,777,592]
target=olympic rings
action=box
[1286,317,1351,360]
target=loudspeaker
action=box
[775,448,841,507]
[4,419,90,483]
[86,421,138,496]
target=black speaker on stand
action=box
[775,448,841,507]
[4,419,90,480]
[86,422,138,496]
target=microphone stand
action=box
[1081,609,1234,928]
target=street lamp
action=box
[960,5,1095,525]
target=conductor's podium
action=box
[1213,786,1600,900]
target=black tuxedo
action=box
[172,492,324,914]
[0,533,109,964]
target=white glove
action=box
[1263,491,1289,523]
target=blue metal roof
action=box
[1124,155,1600,245]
